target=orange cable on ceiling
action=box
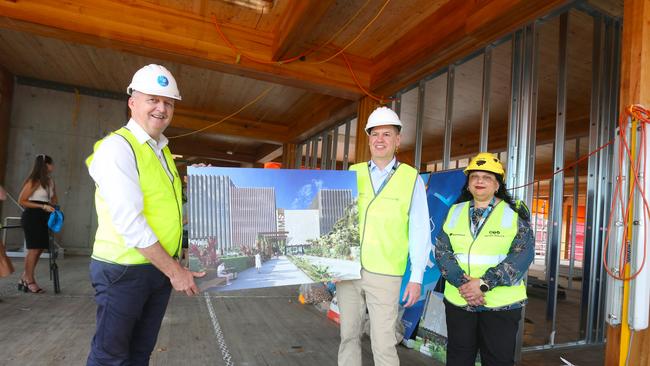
[307,0,392,65]
[341,52,392,104]
[168,86,274,139]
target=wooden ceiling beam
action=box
[371,0,567,96]
[171,107,290,144]
[0,0,368,100]
[177,157,242,168]
[272,0,336,61]
[255,144,283,162]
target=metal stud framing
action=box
[480,47,493,152]
[343,119,351,170]
[443,65,455,169]
[321,131,330,170]
[546,14,569,342]
[298,118,353,171]
[414,81,426,169]
[293,1,619,352]
[568,138,580,290]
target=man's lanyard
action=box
[370,160,399,194]
[470,197,496,238]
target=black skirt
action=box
[21,202,50,250]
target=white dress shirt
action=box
[88,119,173,249]
[368,158,432,283]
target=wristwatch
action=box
[479,279,490,293]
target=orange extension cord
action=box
[506,105,650,281]
[603,104,650,281]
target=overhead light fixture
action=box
[221,0,274,12]
[226,151,234,155]
[172,154,184,159]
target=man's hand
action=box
[402,282,422,307]
[459,275,485,306]
[137,243,205,296]
[0,185,6,201]
[170,266,206,296]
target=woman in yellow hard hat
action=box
[434,152,534,365]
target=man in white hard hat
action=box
[85,64,204,366]
[338,106,431,366]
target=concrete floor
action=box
[0,256,603,365]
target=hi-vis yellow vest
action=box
[442,201,527,308]
[86,127,183,265]
[350,162,417,276]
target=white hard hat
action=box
[127,64,182,100]
[365,106,402,135]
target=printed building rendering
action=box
[187,167,360,292]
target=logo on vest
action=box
[485,230,504,237]
[380,196,399,201]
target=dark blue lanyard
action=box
[470,197,496,238]
[370,161,399,194]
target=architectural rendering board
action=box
[187,167,360,292]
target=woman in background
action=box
[18,154,57,293]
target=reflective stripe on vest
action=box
[454,253,507,266]
[442,200,527,308]
[86,127,183,264]
[350,162,417,276]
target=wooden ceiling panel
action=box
[0,1,367,100]
[0,0,578,165]
[303,0,449,60]
[137,0,291,32]
[177,67,309,123]
[0,27,341,144]
[271,0,335,60]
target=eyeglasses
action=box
[468,174,496,183]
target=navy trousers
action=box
[87,259,172,366]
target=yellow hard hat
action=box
[464,152,505,176]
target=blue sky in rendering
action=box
[188,167,358,209]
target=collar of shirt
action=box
[126,118,169,153]
[368,157,397,174]
[368,157,398,194]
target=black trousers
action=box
[444,300,522,366]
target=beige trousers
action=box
[337,269,402,366]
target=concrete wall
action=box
[0,67,13,184]
[2,83,127,254]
